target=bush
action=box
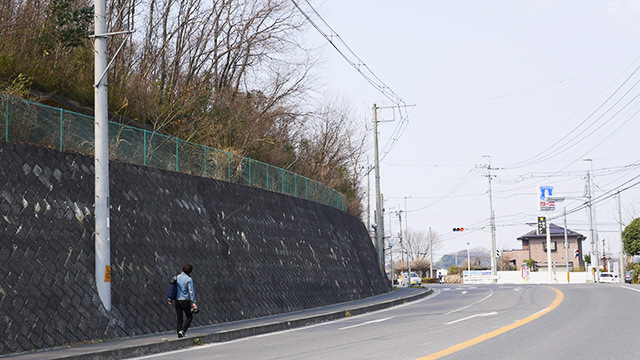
[448,265,461,275]
[423,277,439,284]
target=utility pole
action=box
[94,0,111,311]
[585,165,600,282]
[483,156,497,283]
[397,210,411,285]
[618,191,624,279]
[373,104,385,274]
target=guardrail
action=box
[0,95,346,211]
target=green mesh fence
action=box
[0,95,346,211]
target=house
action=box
[503,224,586,272]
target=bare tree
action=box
[294,96,369,215]
[403,228,442,262]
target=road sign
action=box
[537,216,546,235]
[538,185,555,211]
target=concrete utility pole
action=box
[618,191,624,279]
[397,210,411,285]
[94,0,111,311]
[585,164,600,282]
[483,156,497,282]
[373,104,385,274]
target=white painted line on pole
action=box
[339,316,395,330]
[445,312,498,325]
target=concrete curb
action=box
[6,288,432,360]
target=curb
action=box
[41,288,432,360]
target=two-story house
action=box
[503,224,586,272]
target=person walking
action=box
[168,264,198,338]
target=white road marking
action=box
[443,289,493,315]
[461,291,468,295]
[445,311,498,325]
[621,285,640,293]
[339,316,395,330]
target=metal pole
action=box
[618,191,624,280]
[564,207,569,283]
[545,215,553,283]
[429,226,433,279]
[94,0,111,311]
[467,242,471,275]
[373,104,385,273]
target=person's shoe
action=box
[178,330,185,338]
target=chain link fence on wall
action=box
[0,95,346,211]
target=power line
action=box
[503,58,640,170]
[291,0,413,160]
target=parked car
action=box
[399,272,422,286]
[599,272,620,284]
[625,270,633,284]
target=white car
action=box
[399,272,422,286]
[599,272,620,283]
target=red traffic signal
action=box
[452,227,464,232]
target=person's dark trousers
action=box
[175,300,193,334]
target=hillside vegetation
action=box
[0,0,368,216]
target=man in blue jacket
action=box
[168,264,199,338]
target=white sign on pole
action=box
[538,185,555,211]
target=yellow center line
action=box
[416,287,564,360]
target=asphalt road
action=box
[129,284,640,360]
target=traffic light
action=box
[496,249,501,257]
[452,227,464,232]
[574,249,579,258]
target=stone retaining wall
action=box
[0,141,389,355]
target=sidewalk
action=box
[4,287,431,360]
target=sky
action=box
[299,0,640,262]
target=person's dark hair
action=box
[182,264,193,274]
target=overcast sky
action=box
[303,0,640,262]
